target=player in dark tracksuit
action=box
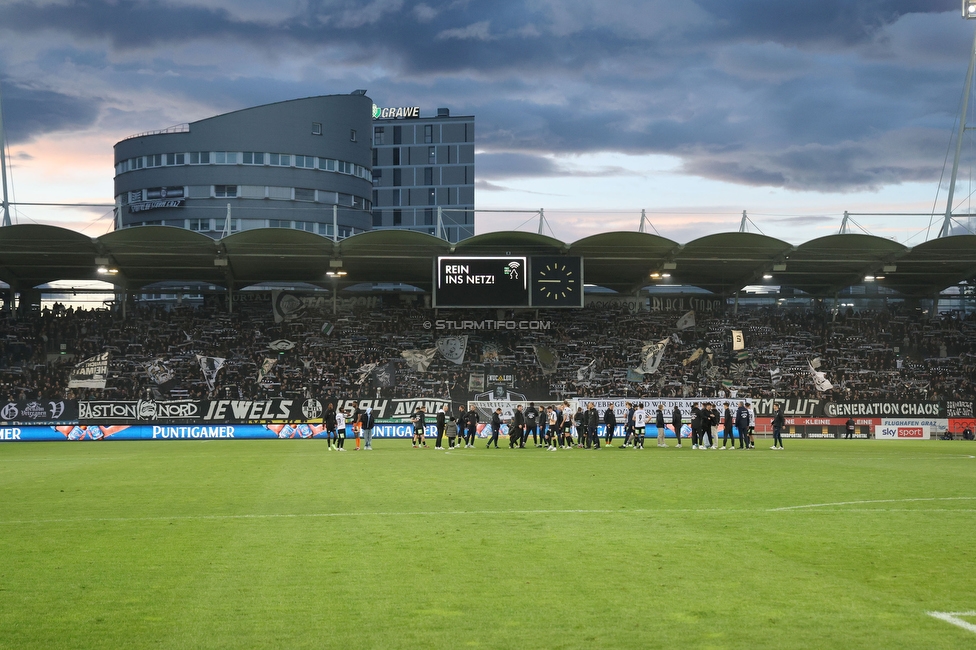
[586,403,600,449]
[525,403,540,447]
[771,404,785,449]
[721,402,736,448]
[690,403,702,448]
[487,408,502,448]
[624,402,636,447]
[466,407,479,448]
[735,401,749,449]
[510,405,525,448]
[604,405,617,446]
[435,406,447,449]
[672,404,683,447]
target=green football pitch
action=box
[1,439,975,649]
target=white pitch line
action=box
[770,496,976,511]
[927,611,976,635]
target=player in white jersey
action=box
[633,403,647,449]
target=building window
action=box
[188,219,210,232]
[189,151,210,164]
[350,129,357,142]
[295,155,314,168]
[312,122,322,135]
[424,124,433,144]
[269,219,292,228]
[428,188,436,205]
[295,188,315,202]
[393,209,402,226]
[165,153,185,165]
[269,153,290,166]
[352,196,365,210]
[214,151,237,164]
[295,221,316,232]
[374,127,384,145]
[392,189,400,207]
[428,146,436,163]
[372,211,383,227]
[393,125,402,145]
[372,169,382,185]
[319,223,333,237]
[133,157,145,170]
[393,169,402,187]
[214,185,237,198]
[319,158,337,172]
[214,218,239,233]
[392,148,400,165]
[243,152,265,165]
[424,167,433,186]
[425,208,434,226]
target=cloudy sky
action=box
[0,0,972,244]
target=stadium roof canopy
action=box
[0,224,973,298]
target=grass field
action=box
[1,438,975,649]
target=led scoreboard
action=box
[435,257,529,307]
[434,256,584,308]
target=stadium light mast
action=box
[940,2,976,238]
[0,78,11,227]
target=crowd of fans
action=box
[0,295,974,404]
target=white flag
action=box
[356,363,378,385]
[808,361,832,392]
[68,352,110,389]
[577,358,598,381]
[436,335,468,365]
[732,330,745,351]
[197,355,225,391]
[770,367,782,386]
[256,357,277,384]
[638,338,670,374]
[676,310,696,330]
[402,348,437,372]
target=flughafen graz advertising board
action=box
[433,256,584,308]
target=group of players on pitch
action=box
[411,400,784,451]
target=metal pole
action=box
[538,208,545,235]
[942,27,976,238]
[0,78,11,227]
[639,209,647,233]
[222,203,231,238]
[739,210,748,233]
[333,204,339,242]
[839,211,849,234]
[436,206,443,239]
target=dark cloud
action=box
[0,79,99,144]
[0,1,968,193]
[698,0,956,46]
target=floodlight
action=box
[965,0,976,18]
[763,274,773,280]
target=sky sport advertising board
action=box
[874,422,931,440]
[434,256,529,308]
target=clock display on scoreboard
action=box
[434,257,529,307]
[531,256,583,307]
